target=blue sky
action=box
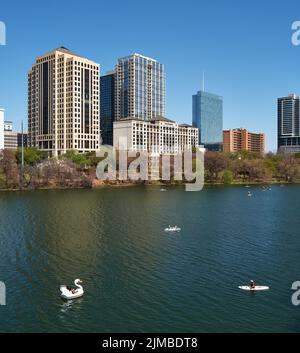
[0,0,300,151]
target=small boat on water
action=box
[165,226,181,232]
[247,191,252,197]
[160,188,167,192]
[239,280,269,291]
[60,279,84,300]
[239,285,269,291]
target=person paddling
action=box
[250,280,256,289]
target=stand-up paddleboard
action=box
[239,286,269,291]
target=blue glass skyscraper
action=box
[192,90,223,151]
[100,71,115,145]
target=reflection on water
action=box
[60,298,84,314]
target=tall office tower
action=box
[28,47,100,156]
[0,108,4,150]
[278,94,300,153]
[223,128,265,154]
[192,90,223,151]
[115,53,166,121]
[100,70,116,145]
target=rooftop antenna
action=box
[202,71,205,92]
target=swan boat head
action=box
[74,279,83,289]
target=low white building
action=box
[4,121,12,132]
[0,109,4,150]
[4,132,18,149]
[113,117,199,154]
[3,120,18,149]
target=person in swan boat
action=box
[67,286,77,294]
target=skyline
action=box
[1,0,300,151]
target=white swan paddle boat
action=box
[60,279,84,300]
[165,226,181,232]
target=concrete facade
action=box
[114,117,199,155]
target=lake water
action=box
[0,185,299,333]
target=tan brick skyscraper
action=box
[28,47,100,156]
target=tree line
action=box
[1,148,300,190]
[205,150,300,184]
[0,149,94,190]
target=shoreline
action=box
[0,180,296,192]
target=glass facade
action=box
[116,54,166,120]
[278,94,300,153]
[100,72,115,145]
[192,91,223,151]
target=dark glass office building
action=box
[100,71,116,145]
[278,94,300,153]
[17,133,28,148]
[192,90,223,151]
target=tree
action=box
[84,151,101,167]
[277,156,300,182]
[15,147,46,166]
[0,149,20,188]
[245,159,267,181]
[229,150,263,161]
[223,170,233,185]
[60,150,91,170]
[205,152,227,181]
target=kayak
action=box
[239,286,269,291]
[165,226,181,232]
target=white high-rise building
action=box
[115,53,166,121]
[113,117,199,155]
[28,47,100,156]
[0,108,4,150]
